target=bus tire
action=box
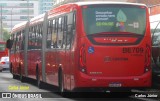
[36,66,42,89]
[20,75,25,82]
[10,63,12,73]
[58,69,66,96]
[20,71,25,82]
[19,65,24,82]
[13,74,17,79]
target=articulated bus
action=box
[7,1,151,93]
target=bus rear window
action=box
[82,5,146,35]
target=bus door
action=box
[10,34,16,73]
[63,12,76,90]
[14,32,21,74]
[56,15,72,89]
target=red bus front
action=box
[74,4,151,91]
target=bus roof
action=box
[11,1,147,34]
[11,14,45,33]
[30,13,45,26]
[11,21,27,33]
[48,1,146,19]
[74,1,146,6]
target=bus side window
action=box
[19,31,22,51]
[28,27,32,50]
[73,11,76,30]
[33,26,37,49]
[16,32,20,52]
[37,24,40,49]
[35,25,39,49]
[51,19,57,49]
[11,34,15,53]
[31,26,35,49]
[66,12,76,49]
[61,16,65,49]
[47,20,52,48]
[21,30,25,50]
[13,34,16,53]
[57,17,64,49]
[62,16,67,48]
[39,23,43,49]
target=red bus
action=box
[7,1,151,93]
[0,41,8,58]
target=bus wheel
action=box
[19,65,24,82]
[10,63,12,73]
[58,70,65,96]
[20,72,25,82]
[13,74,17,79]
[36,67,42,89]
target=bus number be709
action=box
[122,47,144,54]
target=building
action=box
[127,0,160,6]
[54,0,128,6]
[126,0,160,30]
[0,0,39,32]
[39,0,55,14]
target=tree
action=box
[2,29,10,41]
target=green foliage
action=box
[2,29,10,41]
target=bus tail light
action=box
[79,45,87,73]
[0,62,6,64]
[144,44,151,72]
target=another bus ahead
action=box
[0,42,8,58]
[7,1,151,94]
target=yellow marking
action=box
[8,85,19,90]
[8,85,29,90]
[19,86,29,90]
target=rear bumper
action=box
[75,71,152,88]
[0,64,9,69]
[0,66,2,70]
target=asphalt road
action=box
[0,71,159,101]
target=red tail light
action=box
[1,62,6,64]
[144,44,151,72]
[79,45,87,73]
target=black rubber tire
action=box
[36,68,42,89]
[59,70,67,97]
[13,74,17,79]
[20,73,25,82]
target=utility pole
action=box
[24,0,29,77]
[0,6,3,41]
[11,8,13,31]
[27,0,29,21]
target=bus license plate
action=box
[109,83,122,87]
